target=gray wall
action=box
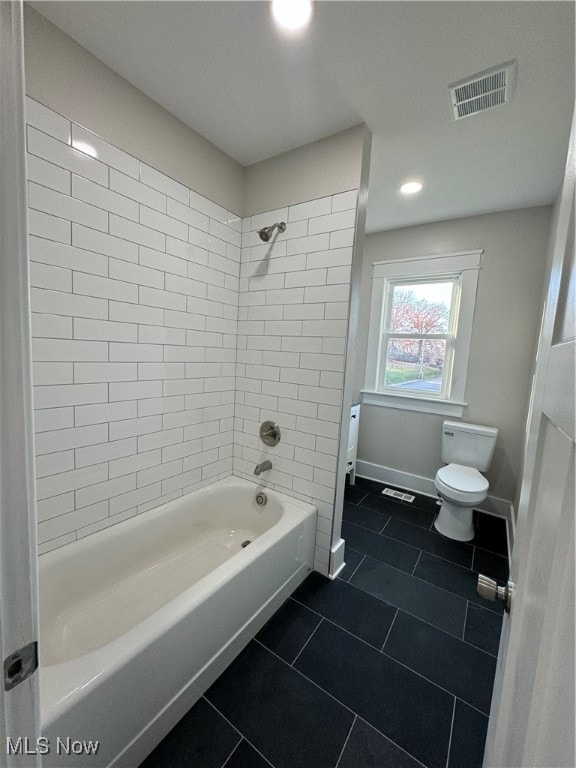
[243,125,366,216]
[24,7,245,215]
[356,206,552,504]
[25,7,366,221]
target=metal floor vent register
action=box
[382,488,415,503]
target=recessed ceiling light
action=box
[271,0,313,32]
[400,181,423,196]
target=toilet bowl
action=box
[432,421,497,541]
[434,463,489,541]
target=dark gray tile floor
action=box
[140,477,508,768]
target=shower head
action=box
[257,222,286,242]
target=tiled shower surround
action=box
[233,197,356,571]
[27,99,358,572]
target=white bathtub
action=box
[39,476,317,768]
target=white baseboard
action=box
[355,460,514,532]
[355,460,436,497]
[328,538,346,580]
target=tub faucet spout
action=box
[254,460,272,476]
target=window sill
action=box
[361,389,467,417]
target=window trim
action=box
[363,250,482,416]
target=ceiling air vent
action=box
[449,60,517,121]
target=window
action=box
[363,251,482,416]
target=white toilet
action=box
[434,421,498,541]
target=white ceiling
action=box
[31,1,574,233]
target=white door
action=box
[0,2,42,766]
[484,111,575,767]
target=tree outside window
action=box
[378,280,458,395]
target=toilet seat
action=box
[435,463,488,505]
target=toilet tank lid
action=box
[438,464,489,493]
[443,421,498,437]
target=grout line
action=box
[218,635,492,766]
[379,644,486,715]
[204,697,276,768]
[410,565,504,617]
[453,694,492,717]
[347,553,366,582]
[221,739,243,768]
[380,515,391,532]
[411,549,423,576]
[310,617,491,717]
[380,607,398,652]
[286,601,386,654]
[462,601,469,641]
[285,607,478,708]
[354,715,429,768]
[333,714,356,768]
[252,637,359,719]
[445,696,457,768]
[291,616,324,666]
[337,562,501,658]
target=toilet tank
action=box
[441,421,498,471]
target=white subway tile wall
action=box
[236,191,357,573]
[27,99,358,573]
[27,99,238,554]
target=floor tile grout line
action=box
[281,609,493,714]
[409,567,504,617]
[253,636,450,765]
[290,563,396,624]
[380,607,398,652]
[200,697,244,764]
[411,549,423,576]
[291,615,325,667]
[349,550,503,622]
[379,515,391,532]
[346,553,366,582]
[380,600,500,660]
[289,605,387,654]
[333,714,356,768]
[462,601,469,642]
[354,714,429,768]
[453,694,492,718]
[343,519,426,561]
[378,644,492,717]
[203,696,276,768]
[217,632,491,744]
[445,696,457,768]
[345,517,478,572]
[221,739,243,768]
[474,542,510,561]
[288,589,496,660]
[252,636,360,720]
[355,505,436,532]
[351,548,473,602]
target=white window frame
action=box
[362,250,482,416]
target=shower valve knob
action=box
[259,420,281,447]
